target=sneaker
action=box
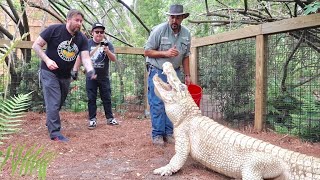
[164,135,175,144]
[107,118,119,125]
[152,136,164,146]
[51,135,69,142]
[88,119,97,130]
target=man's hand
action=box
[103,45,110,53]
[71,71,78,80]
[86,69,97,80]
[46,59,59,70]
[165,45,179,58]
[185,75,191,85]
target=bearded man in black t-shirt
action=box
[32,9,96,142]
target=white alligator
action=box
[152,62,320,180]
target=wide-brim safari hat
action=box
[165,4,189,18]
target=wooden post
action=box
[144,68,150,118]
[190,37,198,84]
[254,35,267,131]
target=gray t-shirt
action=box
[145,22,191,69]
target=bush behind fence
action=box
[4,53,146,116]
[196,27,320,142]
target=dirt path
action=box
[0,111,319,179]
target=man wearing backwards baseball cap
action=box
[144,4,192,146]
[73,22,118,129]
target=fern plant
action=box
[0,35,56,179]
[0,93,55,179]
[0,93,32,142]
[304,1,320,15]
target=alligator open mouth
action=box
[153,74,172,91]
[153,62,188,104]
[153,74,174,103]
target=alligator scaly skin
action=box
[152,62,320,180]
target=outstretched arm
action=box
[73,56,82,72]
[80,50,96,79]
[71,56,82,80]
[182,56,191,85]
[32,36,58,70]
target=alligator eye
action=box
[179,84,185,91]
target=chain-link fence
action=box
[197,38,256,128]
[266,28,320,142]
[1,51,146,116]
[65,53,146,115]
[195,26,320,142]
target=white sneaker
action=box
[107,118,119,125]
[88,118,97,130]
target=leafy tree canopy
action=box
[0,0,319,47]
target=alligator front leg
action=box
[153,131,190,176]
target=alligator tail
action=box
[242,136,320,180]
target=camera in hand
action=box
[100,41,109,46]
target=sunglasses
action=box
[94,31,104,34]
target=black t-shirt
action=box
[88,39,115,78]
[40,24,88,78]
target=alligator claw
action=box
[153,165,174,176]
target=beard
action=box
[171,23,181,31]
[70,25,80,34]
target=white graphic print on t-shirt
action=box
[57,40,79,62]
[90,46,105,68]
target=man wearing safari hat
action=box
[144,4,192,146]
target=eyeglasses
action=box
[94,31,104,34]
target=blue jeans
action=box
[147,66,181,139]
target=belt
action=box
[146,63,162,70]
[146,62,180,71]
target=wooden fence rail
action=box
[190,13,320,131]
